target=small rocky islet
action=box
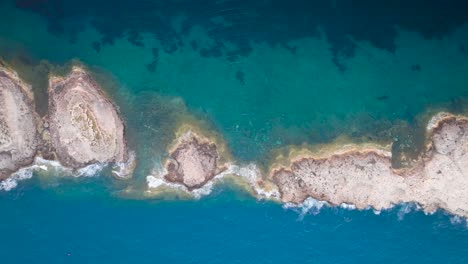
[163,131,227,190]
[47,66,134,178]
[1,64,467,218]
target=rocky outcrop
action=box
[271,113,468,217]
[163,131,226,189]
[47,66,133,178]
[0,67,39,179]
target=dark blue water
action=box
[1,180,467,264]
[1,1,468,262]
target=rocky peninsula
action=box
[47,66,134,178]
[163,131,227,190]
[0,67,39,179]
[270,113,468,217]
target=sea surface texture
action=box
[1,0,468,263]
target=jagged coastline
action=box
[1,63,467,218]
[146,112,467,218]
[267,113,468,217]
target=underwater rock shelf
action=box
[1,64,467,218]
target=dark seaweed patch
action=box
[235,70,245,86]
[15,0,468,70]
[411,64,421,72]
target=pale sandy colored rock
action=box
[271,114,468,217]
[0,67,39,179]
[164,131,226,189]
[48,66,133,177]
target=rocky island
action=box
[47,66,134,178]
[163,131,227,190]
[270,113,468,217]
[0,66,39,179]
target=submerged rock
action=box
[163,131,226,189]
[48,66,133,178]
[271,113,468,217]
[0,67,39,179]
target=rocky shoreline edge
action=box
[1,63,467,218]
[0,64,136,186]
[147,113,468,218]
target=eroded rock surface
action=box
[164,132,226,189]
[271,114,468,217]
[48,66,132,177]
[0,67,39,179]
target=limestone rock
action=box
[164,132,225,189]
[0,67,39,179]
[48,66,132,177]
[271,114,468,217]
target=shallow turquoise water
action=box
[2,0,468,161]
[1,0,468,262]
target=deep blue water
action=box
[1,0,468,262]
[1,180,467,264]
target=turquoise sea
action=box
[1,0,468,262]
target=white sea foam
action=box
[112,151,136,178]
[450,216,468,228]
[426,112,452,131]
[340,203,357,210]
[0,166,34,191]
[77,163,105,177]
[33,157,105,177]
[396,203,421,220]
[283,199,423,219]
[146,162,280,200]
[230,163,281,200]
[283,197,329,218]
[146,163,229,199]
[0,157,107,191]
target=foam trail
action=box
[450,216,468,228]
[397,203,421,220]
[112,151,136,178]
[0,167,34,191]
[340,203,357,210]
[147,163,280,199]
[0,157,107,191]
[283,197,328,218]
